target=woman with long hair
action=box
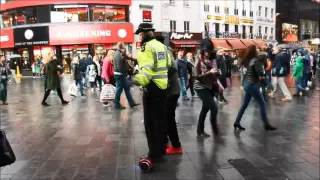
[194,39,220,137]
[234,45,276,131]
[101,50,116,107]
[41,51,69,106]
[71,56,85,97]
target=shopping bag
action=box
[0,129,16,167]
[100,84,116,102]
[68,83,78,97]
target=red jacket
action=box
[101,60,114,83]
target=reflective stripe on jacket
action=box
[135,39,172,89]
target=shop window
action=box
[170,20,176,32]
[16,9,26,25]
[92,5,126,22]
[2,12,12,28]
[25,7,38,24]
[50,5,88,23]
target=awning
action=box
[240,39,256,47]
[253,40,266,47]
[211,39,232,50]
[170,40,200,48]
[226,39,246,49]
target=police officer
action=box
[133,23,172,161]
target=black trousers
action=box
[187,76,195,96]
[166,94,181,148]
[143,81,167,160]
[195,88,218,135]
[42,88,65,103]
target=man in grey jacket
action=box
[113,42,139,109]
[155,36,182,154]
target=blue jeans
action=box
[75,79,84,95]
[179,77,187,97]
[235,82,268,125]
[114,74,134,106]
[295,78,304,94]
[0,80,8,102]
[80,71,87,87]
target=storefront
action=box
[0,28,15,56]
[169,32,202,56]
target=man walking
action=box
[113,42,140,109]
[268,47,292,102]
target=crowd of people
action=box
[0,22,319,172]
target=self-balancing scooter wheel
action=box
[139,158,153,172]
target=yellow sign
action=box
[207,15,223,21]
[225,16,240,25]
[240,19,254,24]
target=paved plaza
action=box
[0,76,319,180]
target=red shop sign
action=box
[49,23,134,45]
[142,10,152,22]
[0,28,14,49]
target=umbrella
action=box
[276,44,301,50]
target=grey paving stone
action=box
[1,77,319,180]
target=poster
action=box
[282,23,298,42]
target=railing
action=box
[203,31,272,40]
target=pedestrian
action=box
[93,55,102,91]
[216,49,229,103]
[87,63,97,92]
[133,23,171,164]
[0,54,9,105]
[268,47,292,102]
[257,46,269,102]
[8,56,19,84]
[101,50,116,107]
[292,49,305,96]
[71,56,85,97]
[186,52,196,98]
[155,35,183,155]
[177,51,190,100]
[113,42,139,109]
[234,45,276,131]
[41,51,69,106]
[79,54,89,89]
[194,39,220,137]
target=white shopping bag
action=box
[68,83,78,97]
[100,84,116,102]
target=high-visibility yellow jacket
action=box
[135,39,172,89]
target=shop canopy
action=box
[240,39,256,47]
[226,39,246,50]
[170,40,200,48]
[253,40,266,47]
[211,39,232,50]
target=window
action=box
[250,11,253,17]
[170,20,176,32]
[50,5,88,23]
[184,21,190,33]
[258,6,262,16]
[265,27,268,34]
[271,8,274,18]
[265,7,268,17]
[224,7,229,14]
[204,22,210,32]
[25,7,38,24]
[204,0,210,12]
[2,11,14,27]
[235,25,239,33]
[242,10,246,16]
[225,24,229,32]
[271,27,274,35]
[92,5,126,22]
[234,9,239,15]
[215,6,220,13]
[259,26,262,33]
[183,0,189,6]
[169,0,175,5]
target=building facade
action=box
[130,0,202,56]
[200,0,275,41]
[0,0,133,75]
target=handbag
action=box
[100,84,116,102]
[0,129,16,167]
[68,83,78,97]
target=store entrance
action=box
[61,45,89,74]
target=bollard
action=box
[16,66,21,78]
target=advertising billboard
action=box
[282,23,298,42]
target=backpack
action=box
[79,59,88,72]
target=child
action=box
[292,50,305,97]
[87,64,97,92]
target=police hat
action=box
[135,23,155,35]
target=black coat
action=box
[272,52,290,77]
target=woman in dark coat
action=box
[42,51,69,106]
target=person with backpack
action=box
[268,47,292,102]
[292,49,305,97]
[79,54,89,88]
